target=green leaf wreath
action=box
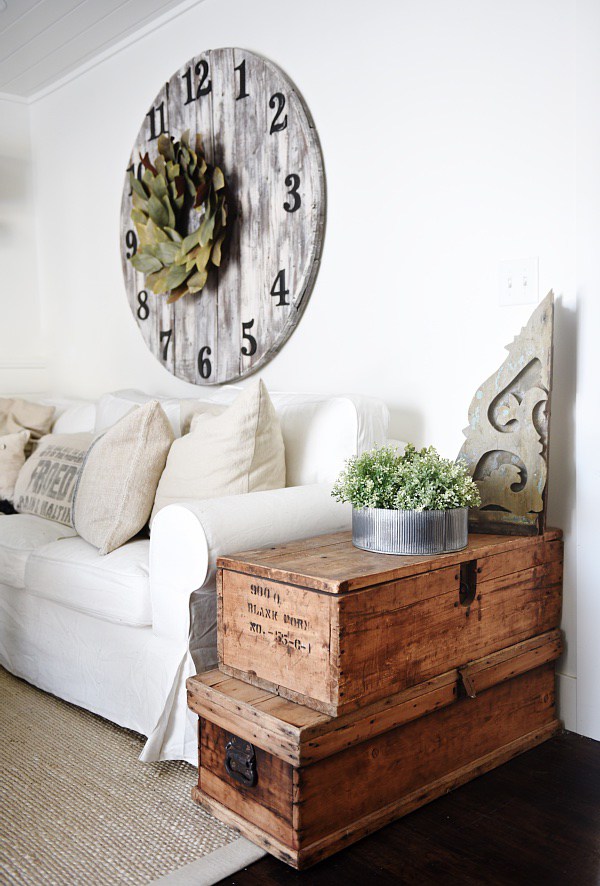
[128,131,230,303]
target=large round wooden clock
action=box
[120,48,325,384]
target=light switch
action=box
[498,258,539,306]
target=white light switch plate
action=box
[498,257,539,306]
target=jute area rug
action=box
[0,667,264,885]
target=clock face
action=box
[120,48,325,385]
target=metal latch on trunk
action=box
[458,667,477,698]
[225,734,257,787]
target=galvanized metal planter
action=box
[352,507,468,555]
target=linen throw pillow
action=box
[73,400,174,554]
[0,398,55,454]
[0,430,30,502]
[151,380,286,520]
[13,432,93,525]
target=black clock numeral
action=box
[146,101,167,141]
[127,161,144,196]
[198,345,212,379]
[160,329,172,361]
[234,59,249,100]
[241,319,257,356]
[270,269,290,306]
[136,289,149,320]
[182,60,212,104]
[283,174,301,213]
[269,93,288,133]
[126,230,138,259]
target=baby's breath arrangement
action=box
[332,444,481,512]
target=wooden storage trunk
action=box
[187,630,562,869]
[217,530,563,716]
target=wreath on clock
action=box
[128,131,230,303]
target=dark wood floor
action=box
[216,732,600,885]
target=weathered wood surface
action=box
[200,719,294,845]
[188,629,561,767]
[458,292,554,535]
[120,48,325,385]
[190,659,559,869]
[217,531,563,715]
[217,528,562,594]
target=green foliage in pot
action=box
[332,444,481,511]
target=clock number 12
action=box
[182,60,212,104]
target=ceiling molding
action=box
[0,0,208,104]
[0,90,28,104]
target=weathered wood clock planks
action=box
[120,48,325,384]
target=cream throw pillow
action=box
[0,398,55,454]
[13,432,93,525]
[152,380,285,520]
[0,430,31,502]
[73,400,174,555]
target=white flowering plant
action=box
[331,444,481,512]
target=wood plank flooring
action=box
[216,732,600,885]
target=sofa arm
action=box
[149,484,350,641]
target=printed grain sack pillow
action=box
[73,399,173,554]
[13,433,93,525]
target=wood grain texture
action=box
[199,719,295,846]
[187,630,561,767]
[220,570,338,710]
[217,531,563,715]
[217,529,563,594]
[120,48,325,384]
[297,665,557,844]
[458,292,554,535]
[190,662,560,869]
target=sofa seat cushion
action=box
[0,514,77,589]
[25,536,151,626]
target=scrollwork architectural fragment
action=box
[458,292,554,535]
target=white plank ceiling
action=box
[0,0,202,99]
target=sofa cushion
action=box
[197,388,390,486]
[47,399,96,434]
[0,514,77,589]
[73,400,174,555]
[0,430,29,502]
[95,391,182,437]
[25,536,151,626]
[0,398,56,455]
[151,380,286,520]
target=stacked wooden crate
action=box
[187,529,563,869]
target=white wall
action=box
[0,97,46,392]
[15,0,586,729]
[575,0,600,739]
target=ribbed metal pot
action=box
[352,507,468,555]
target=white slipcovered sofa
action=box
[0,388,389,764]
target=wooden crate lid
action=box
[217,529,563,594]
[188,630,562,767]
